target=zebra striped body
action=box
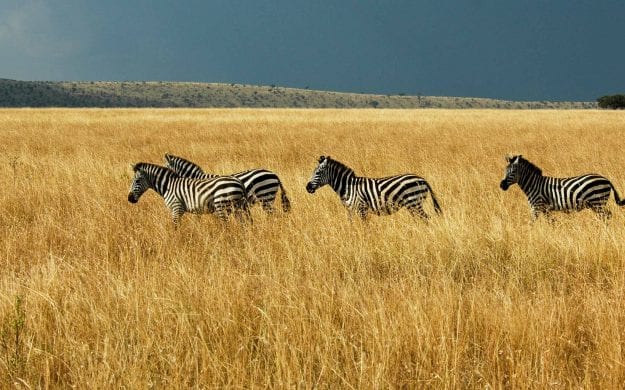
[128,163,250,224]
[500,155,625,220]
[164,154,291,213]
[306,156,441,220]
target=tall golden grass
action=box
[1,108,625,388]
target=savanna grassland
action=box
[1,108,625,388]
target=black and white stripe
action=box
[500,155,625,220]
[164,154,291,213]
[305,155,441,220]
[128,163,250,224]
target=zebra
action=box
[128,162,250,224]
[500,154,625,220]
[164,153,291,213]
[305,156,441,220]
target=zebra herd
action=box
[128,154,289,223]
[128,154,625,225]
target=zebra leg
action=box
[599,208,612,220]
[591,206,612,220]
[260,198,276,214]
[168,201,185,226]
[408,204,429,221]
[243,207,253,223]
[212,201,231,222]
[534,207,555,223]
[214,209,229,222]
[171,210,183,226]
[530,202,549,223]
[346,204,367,222]
[357,206,369,221]
[235,199,253,223]
[533,211,556,223]
[586,198,612,220]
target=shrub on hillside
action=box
[597,94,625,109]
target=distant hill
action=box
[0,79,596,109]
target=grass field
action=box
[1,108,624,388]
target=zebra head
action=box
[128,164,151,203]
[306,155,330,193]
[500,155,522,191]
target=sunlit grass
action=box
[0,108,624,387]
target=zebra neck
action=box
[517,169,544,196]
[328,171,357,198]
[148,170,174,197]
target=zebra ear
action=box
[131,163,139,172]
[164,153,173,164]
[318,155,326,163]
[505,155,512,162]
[513,155,521,164]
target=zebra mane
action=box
[517,156,543,176]
[165,153,206,174]
[165,153,200,167]
[133,162,179,177]
[325,157,356,176]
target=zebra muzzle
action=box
[499,180,509,191]
[128,193,138,203]
[305,183,316,193]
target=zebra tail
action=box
[612,183,625,206]
[279,182,291,212]
[425,181,442,214]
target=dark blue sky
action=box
[1,0,623,101]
